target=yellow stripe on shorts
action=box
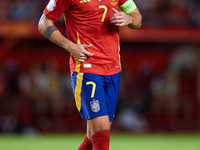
[74,72,84,112]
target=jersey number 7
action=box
[99,5,107,22]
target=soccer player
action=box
[38,0,142,149]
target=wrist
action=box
[65,41,76,53]
[128,15,133,26]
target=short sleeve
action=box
[119,0,137,14]
[43,0,70,21]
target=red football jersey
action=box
[44,0,127,75]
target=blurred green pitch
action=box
[0,134,200,150]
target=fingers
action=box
[112,8,119,13]
[110,16,125,26]
[113,22,126,26]
[110,8,123,22]
[75,44,93,62]
[83,44,94,56]
[111,19,126,26]
[110,8,128,26]
[79,55,88,60]
[77,59,85,62]
[83,44,92,48]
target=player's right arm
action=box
[110,0,142,29]
[38,14,93,62]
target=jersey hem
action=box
[71,69,121,76]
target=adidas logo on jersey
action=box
[80,0,91,3]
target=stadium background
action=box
[0,0,200,140]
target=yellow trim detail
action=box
[119,44,121,70]
[74,72,84,112]
[75,31,81,72]
[63,13,67,23]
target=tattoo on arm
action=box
[44,25,58,39]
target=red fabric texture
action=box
[77,135,93,150]
[91,130,110,150]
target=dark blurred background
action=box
[0,0,200,134]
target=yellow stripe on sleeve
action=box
[74,72,84,112]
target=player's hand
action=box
[110,8,132,26]
[70,44,93,62]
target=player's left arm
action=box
[110,1,142,29]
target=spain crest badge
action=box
[90,100,100,112]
